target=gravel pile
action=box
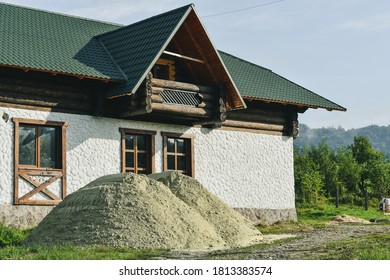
[25,172,262,250]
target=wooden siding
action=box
[0,66,109,115]
[224,100,302,137]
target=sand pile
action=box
[327,214,371,225]
[25,172,262,250]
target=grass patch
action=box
[258,204,386,234]
[0,223,167,260]
[324,234,390,260]
[0,224,32,247]
[258,221,320,234]
[0,244,168,260]
[297,204,381,224]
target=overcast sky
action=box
[3,0,390,129]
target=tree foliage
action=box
[295,136,390,209]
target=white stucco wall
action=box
[0,106,295,210]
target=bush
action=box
[0,224,32,247]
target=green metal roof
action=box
[0,2,124,80]
[0,2,345,111]
[219,51,346,111]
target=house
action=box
[0,3,345,227]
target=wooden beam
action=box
[227,110,287,125]
[183,21,218,82]
[163,50,204,64]
[151,78,215,94]
[151,103,212,117]
[172,37,200,84]
[223,120,287,132]
[18,173,61,201]
[220,126,285,136]
[151,94,164,103]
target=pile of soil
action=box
[25,172,262,250]
[326,214,371,225]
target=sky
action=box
[2,0,390,129]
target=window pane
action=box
[137,135,146,151]
[138,152,147,168]
[19,126,36,166]
[39,127,58,168]
[125,152,134,168]
[125,135,134,150]
[167,155,175,170]
[167,138,175,153]
[177,156,187,171]
[153,64,170,80]
[176,139,186,154]
[138,170,147,175]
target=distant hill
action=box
[295,124,390,157]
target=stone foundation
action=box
[0,205,55,228]
[235,208,297,225]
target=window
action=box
[13,118,67,205]
[162,132,194,177]
[152,58,175,80]
[120,128,156,174]
[19,125,61,169]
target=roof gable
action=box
[98,5,246,109]
[219,51,346,111]
[97,5,193,99]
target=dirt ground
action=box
[169,224,390,260]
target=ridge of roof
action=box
[95,4,194,39]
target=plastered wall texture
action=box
[0,106,296,227]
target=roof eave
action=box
[243,96,347,112]
[0,63,124,83]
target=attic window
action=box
[152,58,175,80]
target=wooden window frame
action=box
[154,58,175,80]
[119,128,156,174]
[13,117,68,205]
[161,132,195,177]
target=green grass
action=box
[297,204,382,224]
[324,234,390,260]
[0,244,167,260]
[0,223,167,260]
[259,204,387,234]
[0,224,32,247]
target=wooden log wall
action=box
[224,105,300,137]
[121,73,222,123]
[0,68,106,115]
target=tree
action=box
[308,140,340,207]
[350,136,383,210]
[369,160,390,199]
[336,148,361,205]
